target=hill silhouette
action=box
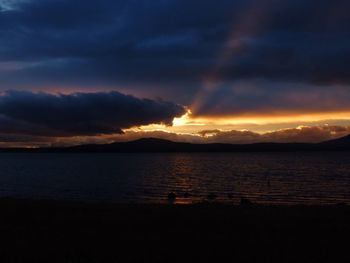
[65,135,350,152]
[319,134,350,149]
[2,135,350,152]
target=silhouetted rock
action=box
[168,192,176,202]
[207,194,218,201]
[240,197,253,206]
[336,202,347,206]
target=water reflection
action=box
[0,152,349,205]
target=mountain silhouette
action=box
[319,134,350,149]
[69,135,350,152]
[1,135,350,153]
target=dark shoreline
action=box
[1,135,350,153]
[0,198,349,262]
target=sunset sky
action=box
[1,0,350,147]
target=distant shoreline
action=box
[0,197,348,207]
[1,135,350,153]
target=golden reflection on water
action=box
[143,152,350,205]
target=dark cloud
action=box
[0,0,349,121]
[193,81,350,116]
[0,0,349,90]
[0,90,186,136]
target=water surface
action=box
[0,152,349,205]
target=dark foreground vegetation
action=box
[0,199,349,262]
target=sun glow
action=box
[173,111,350,127]
[131,109,350,136]
[172,110,205,127]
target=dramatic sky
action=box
[1,0,350,147]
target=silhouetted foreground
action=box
[0,199,349,262]
[2,135,350,153]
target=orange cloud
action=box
[126,125,350,144]
[3,124,349,148]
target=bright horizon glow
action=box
[180,111,350,126]
[134,110,350,135]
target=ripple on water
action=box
[0,152,349,205]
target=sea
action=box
[0,152,349,205]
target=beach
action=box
[0,199,349,262]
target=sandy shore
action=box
[0,199,349,262]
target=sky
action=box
[0,0,350,147]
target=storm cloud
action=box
[0,0,350,146]
[192,81,350,116]
[0,0,349,91]
[0,90,186,136]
